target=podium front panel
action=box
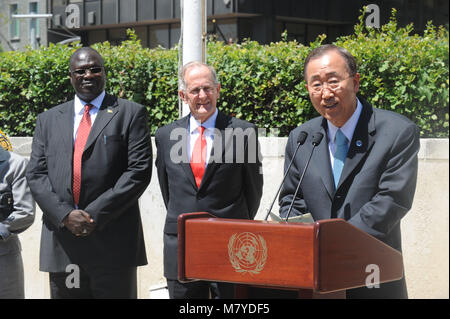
[182,217,317,289]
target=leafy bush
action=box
[0,10,448,137]
[336,8,449,137]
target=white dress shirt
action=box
[327,98,363,169]
[188,109,218,168]
[73,91,105,142]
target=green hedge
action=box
[1,10,448,137]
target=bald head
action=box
[69,47,104,71]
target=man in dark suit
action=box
[279,45,420,298]
[26,47,152,298]
[155,61,263,298]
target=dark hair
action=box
[303,44,357,81]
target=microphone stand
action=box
[264,132,308,221]
[285,133,323,222]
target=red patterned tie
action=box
[73,104,93,205]
[190,126,206,188]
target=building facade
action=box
[1,0,448,51]
[47,0,449,48]
[0,0,48,51]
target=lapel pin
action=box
[107,108,113,113]
[356,140,363,147]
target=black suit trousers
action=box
[49,264,137,299]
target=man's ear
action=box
[179,90,186,102]
[353,73,360,93]
[69,73,74,86]
[216,83,221,97]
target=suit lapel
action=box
[56,101,75,155]
[338,99,376,190]
[176,116,198,190]
[84,94,119,151]
[55,101,76,200]
[314,119,335,199]
[199,111,230,190]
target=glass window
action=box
[170,23,180,48]
[108,28,128,46]
[88,29,107,45]
[52,0,66,5]
[210,19,237,43]
[306,24,327,43]
[174,0,181,18]
[285,23,306,43]
[138,0,155,21]
[149,24,169,48]
[102,0,117,25]
[10,4,19,40]
[155,0,172,19]
[29,2,39,41]
[120,0,136,23]
[134,26,148,47]
[238,18,253,41]
[214,0,233,14]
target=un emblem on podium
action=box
[228,232,268,274]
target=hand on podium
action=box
[269,211,314,223]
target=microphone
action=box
[285,132,324,221]
[264,131,308,221]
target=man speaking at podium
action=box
[279,45,420,298]
[155,62,263,298]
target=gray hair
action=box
[303,44,357,81]
[178,61,219,90]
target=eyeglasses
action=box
[186,86,216,96]
[71,67,104,76]
[309,75,353,94]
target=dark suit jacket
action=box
[26,94,152,272]
[279,97,420,298]
[155,111,263,280]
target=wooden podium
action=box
[178,212,404,299]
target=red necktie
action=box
[190,126,206,188]
[73,104,93,205]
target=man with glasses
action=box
[155,61,263,298]
[26,47,152,298]
[279,44,420,298]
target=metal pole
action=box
[180,0,207,117]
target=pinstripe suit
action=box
[26,94,152,297]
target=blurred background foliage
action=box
[1,9,448,137]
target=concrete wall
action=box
[10,137,449,299]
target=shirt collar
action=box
[74,91,105,115]
[189,108,218,134]
[327,98,363,143]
